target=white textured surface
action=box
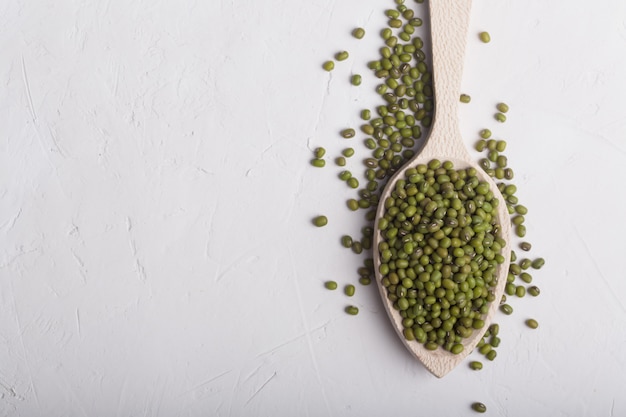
[1,0,625,416]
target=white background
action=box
[2,0,626,416]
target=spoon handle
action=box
[420,0,473,160]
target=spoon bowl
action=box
[372,0,511,378]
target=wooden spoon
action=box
[372,0,512,378]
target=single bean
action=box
[335,51,349,61]
[345,305,359,315]
[471,402,487,413]
[313,215,328,227]
[324,281,338,290]
[525,318,539,329]
[344,284,355,297]
[352,27,365,39]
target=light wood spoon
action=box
[372,0,512,378]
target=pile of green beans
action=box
[466,104,546,367]
[312,4,546,414]
[311,0,544,400]
[314,0,438,308]
[376,159,506,353]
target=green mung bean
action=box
[490,336,501,348]
[335,51,349,61]
[497,102,509,113]
[480,129,492,139]
[325,281,338,290]
[347,177,359,188]
[479,31,491,43]
[342,148,355,158]
[314,147,325,158]
[519,272,532,283]
[341,235,353,248]
[339,170,352,181]
[344,284,355,297]
[525,318,539,329]
[486,350,497,361]
[347,199,359,211]
[512,215,525,226]
[341,128,356,138]
[469,361,483,371]
[351,74,362,86]
[311,158,325,168]
[495,112,507,123]
[377,160,505,353]
[345,305,359,315]
[471,402,487,413]
[531,258,545,269]
[520,241,532,251]
[388,18,402,28]
[361,125,374,135]
[500,304,513,315]
[460,94,471,103]
[451,344,464,355]
[520,258,532,269]
[515,205,528,215]
[352,27,365,39]
[528,286,541,297]
[313,215,328,227]
[361,109,371,120]
[322,60,335,71]
[335,157,346,166]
